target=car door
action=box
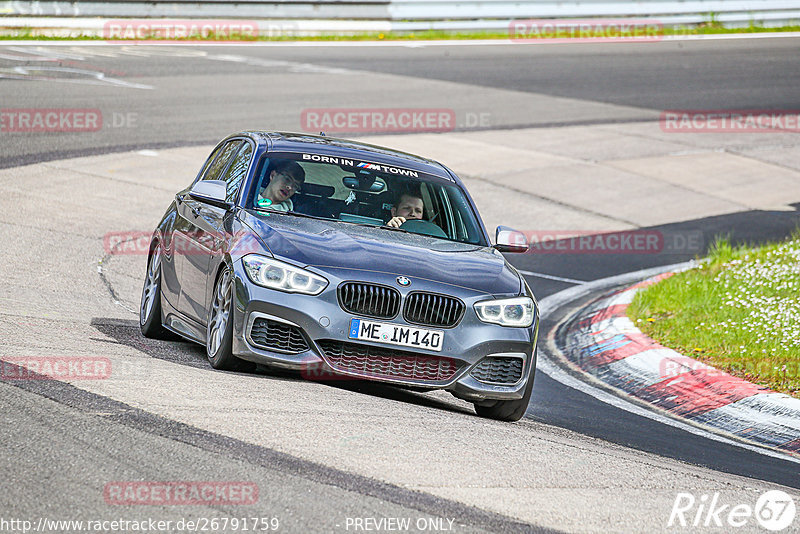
[161,143,228,313]
[174,139,243,324]
[180,140,254,326]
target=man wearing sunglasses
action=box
[257,159,306,213]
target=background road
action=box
[1,38,799,533]
[2,38,800,167]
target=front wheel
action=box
[206,268,254,372]
[473,360,536,422]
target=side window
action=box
[446,186,481,244]
[433,187,456,240]
[422,184,440,224]
[195,143,225,183]
[221,142,253,203]
[202,140,242,182]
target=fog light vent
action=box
[470,357,523,385]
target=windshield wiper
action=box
[250,208,330,221]
[287,210,328,220]
[378,224,410,233]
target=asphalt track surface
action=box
[3,37,800,168]
[1,39,799,532]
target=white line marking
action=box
[206,53,353,75]
[536,261,800,464]
[1,66,153,89]
[518,269,587,285]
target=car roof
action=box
[237,131,458,183]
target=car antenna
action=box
[319,131,326,136]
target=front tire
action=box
[140,246,171,339]
[206,268,253,372]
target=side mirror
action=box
[188,180,232,210]
[494,226,529,253]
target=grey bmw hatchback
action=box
[140,132,538,421]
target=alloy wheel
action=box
[208,270,232,357]
[140,247,162,326]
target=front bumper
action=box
[230,262,538,401]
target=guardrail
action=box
[2,0,799,32]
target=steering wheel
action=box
[399,218,448,238]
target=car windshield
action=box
[245,152,487,246]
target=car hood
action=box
[239,211,521,295]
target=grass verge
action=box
[628,234,800,398]
[1,23,800,41]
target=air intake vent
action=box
[249,318,309,354]
[316,340,459,382]
[470,357,524,385]
[403,292,465,328]
[338,282,401,319]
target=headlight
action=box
[474,297,534,327]
[242,255,328,295]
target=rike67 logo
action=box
[669,490,796,531]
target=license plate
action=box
[349,318,444,352]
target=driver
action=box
[257,159,305,212]
[386,189,424,228]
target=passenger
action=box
[257,159,305,212]
[386,189,424,228]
